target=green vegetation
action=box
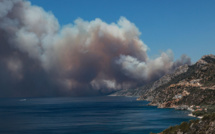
[176,88,215,106]
[192,105,215,117]
[192,110,207,116]
[206,105,215,112]
[162,121,192,134]
[202,112,215,121]
[162,125,179,134]
[161,113,215,134]
[178,122,190,132]
[145,55,215,134]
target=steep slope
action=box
[161,113,215,134]
[144,54,215,134]
[109,83,152,96]
[141,54,215,108]
[110,64,189,97]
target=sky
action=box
[0,0,214,97]
[28,0,215,63]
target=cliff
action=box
[143,54,215,134]
[141,54,215,108]
[111,54,215,133]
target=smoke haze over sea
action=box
[0,0,191,97]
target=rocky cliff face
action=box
[144,54,215,134]
[111,54,215,108]
[141,54,215,108]
[142,64,189,101]
[111,54,215,134]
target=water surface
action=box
[0,96,195,134]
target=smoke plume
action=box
[0,0,191,97]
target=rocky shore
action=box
[113,55,215,133]
[141,55,215,133]
[146,55,215,134]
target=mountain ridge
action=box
[112,54,215,134]
[145,54,215,134]
[141,54,215,108]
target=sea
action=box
[0,96,196,134]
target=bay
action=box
[0,96,195,134]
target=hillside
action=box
[111,54,215,133]
[109,83,152,97]
[110,64,189,97]
[160,113,215,134]
[141,54,215,134]
[141,54,215,108]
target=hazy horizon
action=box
[0,0,214,97]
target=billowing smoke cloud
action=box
[0,0,191,97]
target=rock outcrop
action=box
[141,54,215,108]
[111,54,215,134]
[144,54,215,134]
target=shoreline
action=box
[109,95,201,133]
[188,113,203,119]
[140,97,204,119]
[114,95,198,118]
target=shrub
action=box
[179,122,190,132]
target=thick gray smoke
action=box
[0,0,191,97]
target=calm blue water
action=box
[0,96,195,134]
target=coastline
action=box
[139,96,205,119]
[146,101,202,119]
[139,98,203,133]
[110,94,204,133]
[188,113,203,119]
[0,96,195,134]
[114,95,200,119]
